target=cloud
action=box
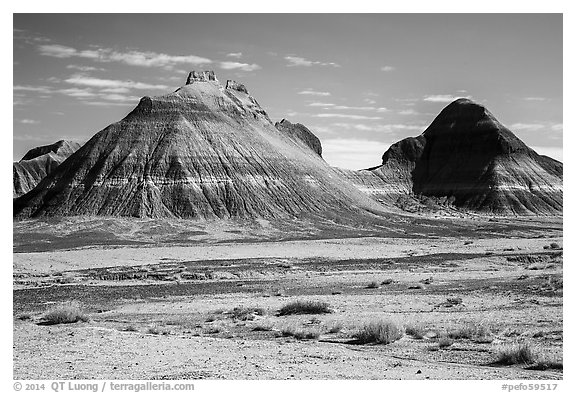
[38,43,212,69]
[219,61,261,71]
[308,102,335,107]
[13,85,53,93]
[19,119,40,125]
[226,52,243,58]
[333,123,424,133]
[66,64,105,72]
[423,94,470,103]
[364,98,377,105]
[398,109,419,115]
[523,97,549,101]
[322,138,391,170]
[510,123,563,132]
[64,75,169,90]
[332,105,388,112]
[298,90,331,97]
[285,56,340,67]
[315,114,382,120]
[380,66,395,72]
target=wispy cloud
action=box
[19,119,40,125]
[66,64,105,72]
[364,98,377,105]
[285,56,340,68]
[315,114,382,120]
[523,97,549,101]
[219,61,261,72]
[322,138,391,170]
[14,85,53,93]
[308,103,388,113]
[398,109,419,115]
[333,122,424,133]
[64,75,169,90]
[38,43,212,69]
[423,94,470,103]
[309,102,335,107]
[226,52,243,58]
[380,66,395,72]
[510,123,563,132]
[298,89,331,97]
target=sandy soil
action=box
[13,218,563,380]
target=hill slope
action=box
[14,71,383,219]
[342,99,562,215]
[13,140,81,198]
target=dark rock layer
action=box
[13,140,81,198]
[14,72,382,219]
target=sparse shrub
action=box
[204,326,222,334]
[438,337,454,348]
[123,325,138,332]
[281,325,320,340]
[448,323,492,343]
[366,281,379,289]
[408,283,426,290]
[381,278,394,285]
[405,324,426,339]
[495,343,537,365]
[277,300,332,316]
[549,243,561,249]
[543,245,550,250]
[147,326,161,335]
[16,313,32,321]
[327,321,343,334]
[41,301,89,325]
[230,306,265,321]
[353,319,403,344]
[205,315,217,322]
[446,297,462,306]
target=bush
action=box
[381,278,394,285]
[353,319,403,344]
[405,324,426,339]
[448,323,492,342]
[41,302,89,325]
[123,325,138,332]
[147,326,161,335]
[278,300,332,316]
[230,306,265,321]
[366,281,380,289]
[438,336,454,348]
[495,343,537,365]
[327,321,343,333]
[549,243,561,249]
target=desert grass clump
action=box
[16,313,33,321]
[123,325,138,332]
[381,278,394,285]
[438,336,454,348]
[404,324,426,339]
[366,281,380,289]
[549,242,561,249]
[495,343,537,365]
[147,326,161,335]
[448,323,492,343]
[281,325,320,340]
[277,300,332,316]
[253,322,274,332]
[230,306,266,321]
[327,321,343,334]
[41,301,89,325]
[353,319,403,344]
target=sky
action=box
[13,14,563,169]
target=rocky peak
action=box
[225,80,249,94]
[21,140,81,162]
[186,70,218,85]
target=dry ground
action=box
[13,216,563,380]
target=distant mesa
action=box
[14,71,381,219]
[340,98,562,215]
[13,140,80,198]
